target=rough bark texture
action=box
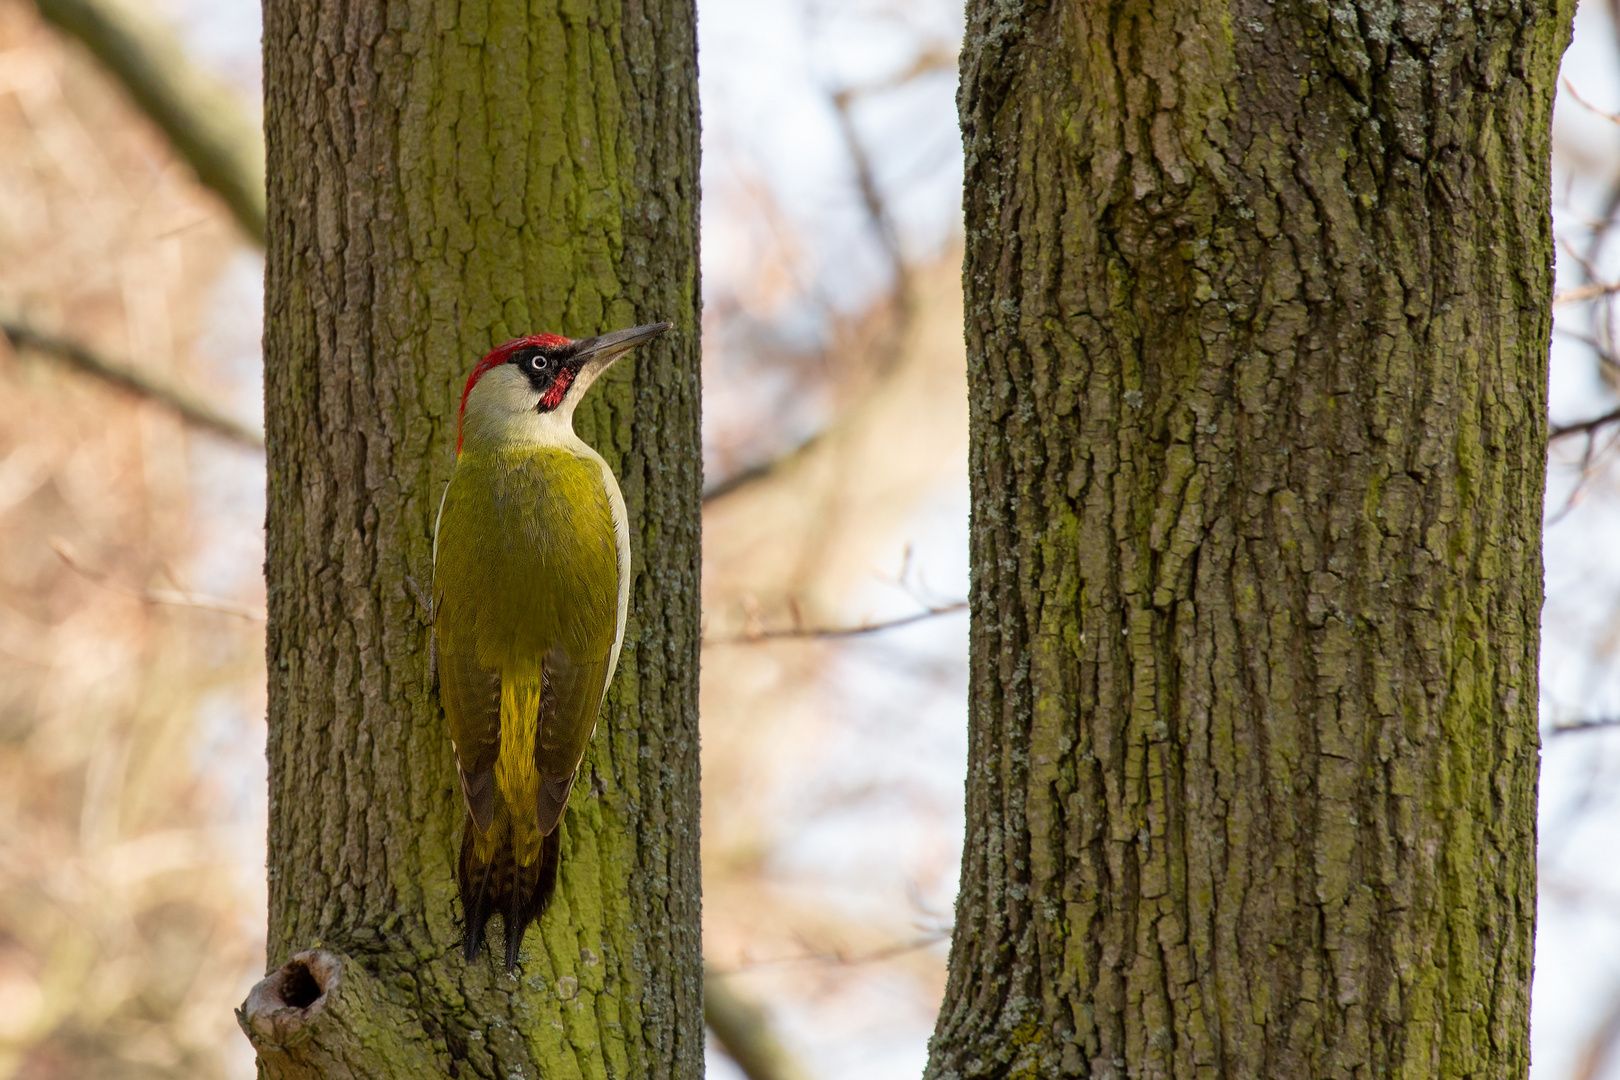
[931,2,1571,1078]
[258,2,701,1077]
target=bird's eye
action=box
[528,354,550,373]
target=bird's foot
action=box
[404,574,434,623]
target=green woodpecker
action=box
[432,322,670,969]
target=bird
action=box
[431,321,671,970]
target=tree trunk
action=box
[931,3,1571,1078]
[250,2,702,1078]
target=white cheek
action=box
[463,364,583,450]
[470,366,541,414]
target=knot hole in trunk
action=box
[237,949,343,1049]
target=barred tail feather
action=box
[457,817,562,971]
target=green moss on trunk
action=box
[931,2,1572,1077]
[258,1,702,1076]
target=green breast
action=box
[434,446,620,668]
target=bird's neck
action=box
[460,398,586,456]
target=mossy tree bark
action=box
[253,2,701,1078]
[931,2,1571,1078]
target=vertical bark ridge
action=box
[262,1,701,1076]
[931,2,1570,1078]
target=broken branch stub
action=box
[236,950,441,1079]
[238,950,339,1051]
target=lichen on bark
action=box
[257,1,702,1077]
[930,1,1572,1077]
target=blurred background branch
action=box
[51,537,267,619]
[704,599,966,646]
[1551,406,1620,441]
[707,927,951,972]
[704,431,823,503]
[1,313,262,447]
[30,0,265,241]
[705,968,815,1080]
[0,0,266,1052]
[1548,716,1620,736]
[823,41,955,316]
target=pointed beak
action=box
[574,322,673,379]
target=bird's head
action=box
[457,322,672,454]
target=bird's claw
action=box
[404,574,434,623]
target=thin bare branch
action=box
[1547,716,1620,736]
[827,41,957,291]
[708,928,952,974]
[1559,234,1608,284]
[702,432,823,503]
[30,0,266,241]
[1544,415,1620,526]
[1550,406,1620,442]
[1553,326,1620,364]
[703,600,967,646]
[1563,75,1620,128]
[1555,281,1620,305]
[699,292,913,507]
[1,315,263,448]
[829,85,906,293]
[52,539,266,621]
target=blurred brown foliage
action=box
[0,1,265,1076]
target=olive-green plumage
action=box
[435,445,622,967]
[436,447,619,672]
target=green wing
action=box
[534,646,609,833]
[434,631,500,831]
